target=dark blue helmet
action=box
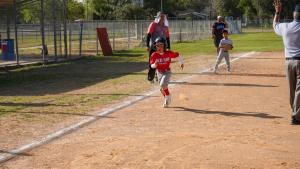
[154,37,166,46]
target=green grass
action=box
[13,31,283,59]
[231,32,284,52]
[0,52,148,117]
[172,32,284,55]
[0,31,284,119]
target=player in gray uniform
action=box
[214,30,233,73]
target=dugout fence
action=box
[1,19,241,65]
[241,19,294,32]
[0,0,242,66]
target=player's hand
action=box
[273,0,282,13]
[146,47,150,52]
[180,64,184,70]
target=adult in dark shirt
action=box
[212,16,228,54]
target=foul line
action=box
[0,51,256,164]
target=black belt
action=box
[286,57,300,60]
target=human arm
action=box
[169,51,184,69]
[150,53,157,68]
[146,22,155,51]
[273,0,283,35]
[220,44,233,50]
[166,37,171,50]
[211,23,216,39]
[146,33,151,51]
[178,55,184,69]
[219,40,233,50]
[273,0,282,27]
[151,61,157,68]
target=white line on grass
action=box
[0,51,256,163]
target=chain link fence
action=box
[1,19,241,65]
[241,19,293,32]
[74,19,241,54]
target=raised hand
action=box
[273,0,282,13]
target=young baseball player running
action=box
[214,30,233,73]
[150,37,184,108]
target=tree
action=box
[92,0,137,20]
[214,0,242,18]
[19,3,41,23]
[143,0,209,18]
[238,0,300,21]
[19,0,84,23]
[115,4,147,19]
[67,0,85,21]
[238,0,257,20]
[281,0,300,20]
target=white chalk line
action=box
[0,51,256,163]
[170,51,256,85]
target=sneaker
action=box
[166,95,171,106]
[163,97,168,108]
[291,116,300,125]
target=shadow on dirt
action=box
[174,107,283,119]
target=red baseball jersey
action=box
[150,51,179,71]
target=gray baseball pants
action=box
[157,70,171,89]
[285,59,300,121]
[215,51,231,71]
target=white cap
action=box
[217,16,222,19]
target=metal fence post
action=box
[59,24,62,56]
[196,20,198,40]
[52,0,57,61]
[21,29,24,42]
[191,19,194,41]
[69,24,72,57]
[141,21,144,47]
[13,0,19,65]
[48,24,50,43]
[127,20,130,50]
[135,20,138,39]
[35,26,38,41]
[63,0,68,58]
[179,20,182,43]
[79,21,83,57]
[113,21,115,51]
[96,21,99,55]
[7,12,10,39]
[40,0,46,62]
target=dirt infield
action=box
[1,52,300,169]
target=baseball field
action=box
[1,31,300,169]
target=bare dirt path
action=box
[1,52,300,169]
